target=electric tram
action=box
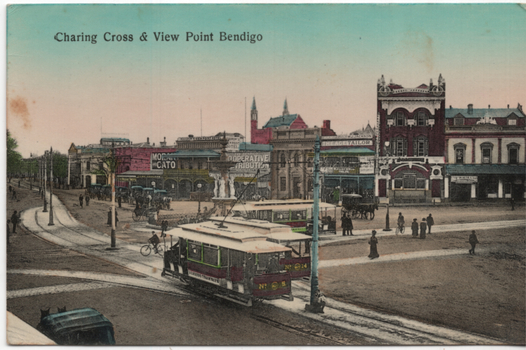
[231,199,338,234]
[161,219,298,306]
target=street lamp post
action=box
[43,152,48,212]
[197,183,202,214]
[29,154,33,190]
[48,147,54,226]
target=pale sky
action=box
[6,3,526,157]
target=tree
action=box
[7,130,22,179]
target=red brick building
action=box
[376,75,446,204]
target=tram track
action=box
[20,202,502,345]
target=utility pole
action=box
[109,141,118,250]
[43,152,48,212]
[48,147,54,226]
[306,135,321,312]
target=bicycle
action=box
[395,222,405,235]
[140,241,164,256]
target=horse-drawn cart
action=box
[341,194,378,220]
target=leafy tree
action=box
[7,130,22,178]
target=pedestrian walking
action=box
[469,230,479,255]
[115,210,119,228]
[107,209,112,225]
[18,180,21,188]
[419,218,427,239]
[397,212,405,234]
[10,211,20,234]
[161,220,168,238]
[85,195,90,206]
[118,196,122,208]
[79,193,84,208]
[11,189,17,200]
[368,230,379,259]
[511,197,515,211]
[9,185,12,193]
[427,214,434,234]
[347,214,354,236]
[411,218,419,238]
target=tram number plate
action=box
[258,280,288,291]
[284,263,309,272]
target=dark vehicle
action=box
[341,194,378,220]
[88,184,102,199]
[37,308,115,345]
[154,189,171,209]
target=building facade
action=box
[444,104,526,201]
[320,124,376,201]
[376,75,446,204]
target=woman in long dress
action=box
[368,230,379,259]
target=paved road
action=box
[16,193,523,345]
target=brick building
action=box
[376,75,446,204]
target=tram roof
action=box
[232,200,337,211]
[167,222,292,254]
[208,217,311,243]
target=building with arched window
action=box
[376,75,446,204]
[444,104,526,202]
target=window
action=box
[280,176,286,191]
[413,136,429,156]
[507,143,520,164]
[86,161,90,171]
[454,117,464,126]
[508,118,517,126]
[396,111,406,126]
[416,112,427,126]
[480,142,493,164]
[280,153,286,168]
[391,137,407,156]
[188,241,202,261]
[294,153,300,167]
[203,244,219,266]
[453,143,466,164]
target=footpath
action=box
[14,193,524,345]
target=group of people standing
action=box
[341,212,354,236]
[408,213,434,239]
[78,193,90,208]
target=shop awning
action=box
[446,164,526,176]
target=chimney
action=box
[322,120,331,130]
[147,137,150,145]
[508,104,510,109]
[449,105,452,109]
[468,104,473,115]
[488,105,491,109]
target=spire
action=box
[283,98,289,116]
[250,96,258,121]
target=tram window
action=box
[203,244,219,266]
[230,250,244,267]
[291,210,306,221]
[258,210,272,221]
[274,210,289,222]
[188,241,202,261]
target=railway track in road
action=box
[18,201,502,346]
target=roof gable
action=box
[263,114,298,129]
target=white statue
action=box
[229,174,236,199]
[212,173,219,198]
[219,177,226,198]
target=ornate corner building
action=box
[376,75,446,204]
